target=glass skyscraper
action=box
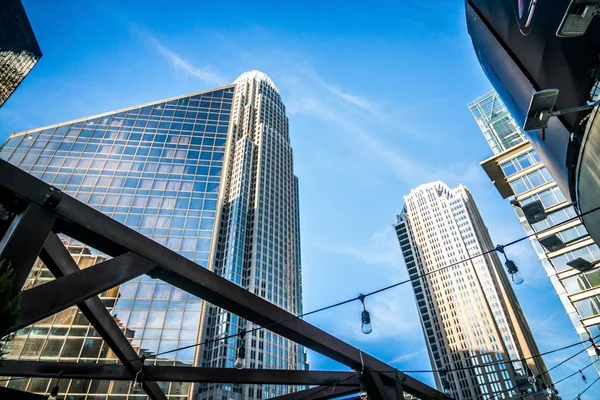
[394,182,553,400]
[0,70,306,399]
[468,91,526,155]
[475,92,600,377]
[0,0,42,108]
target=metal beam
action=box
[365,369,393,400]
[39,233,167,400]
[0,386,47,400]
[6,252,157,335]
[0,158,446,400]
[0,203,55,297]
[270,384,359,400]
[0,360,358,386]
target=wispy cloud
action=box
[326,226,404,268]
[388,348,426,365]
[129,24,228,86]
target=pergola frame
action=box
[0,158,448,400]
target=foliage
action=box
[0,259,22,359]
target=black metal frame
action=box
[0,158,448,400]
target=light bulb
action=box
[505,260,524,285]
[48,385,59,400]
[511,270,525,285]
[234,356,246,370]
[235,345,246,370]
[131,380,144,393]
[359,375,369,400]
[361,310,373,335]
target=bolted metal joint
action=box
[43,186,63,209]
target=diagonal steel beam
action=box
[5,252,157,335]
[365,369,394,400]
[0,158,446,400]
[0,360,359,386]
[0,203,56,297]
[39,233,166,400]
[270,384,359,400]
[0,386,47,400]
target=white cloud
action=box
[130,24,227,86]
[326,226,404,268]
[278,66,484,188]
[388,348,426,365]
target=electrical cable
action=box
[574,375,600,400]
[381,334,600,375]
[298,373,358,400]
[517,359,599,400]
[2,204,600,393]
[487,341,597,400]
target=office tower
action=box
[0,70,306,399]
[394,182,553,400]
[477,93,600,376]
[468,91,526,155]
[466,0,600,247]
[0,0,42,107]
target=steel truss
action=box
[0,158,448,400]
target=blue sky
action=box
[2,0,597,398]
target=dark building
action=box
[0,0,42,107]
[465,0,600,248]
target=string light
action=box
[234,330,246,370]
[440,369,452,396]
[358,373,369,400]
[131,356,145,394]
[358,294,372,335]
[48,371,63,400]
[496,245,524,284]
[579,369,587,384]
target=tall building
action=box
[394,182,553,400]
[0,70,306,399]
[467,91,526,155]
[465,0,600,247]
[476,93,600,376]
[0,0,42,107]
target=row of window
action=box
[509,167,553,195]
[500,150,540,177]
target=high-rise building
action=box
[0,0,42,108]
[476,93,600,376]
[394,182,554,400]
[468,91,526,155]
[0,70,306,399]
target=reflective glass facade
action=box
[474,89,600,375]
[468,92,526,155]
[0,0,41,107]
[0,71,306,399]
[481,141,600,376]
[394,183,552,400]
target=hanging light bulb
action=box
[440,369,452,396]
[131,357,145,394]
[497,246,525,285]
[48,371,63,400]
[359,373,369,400]
[48,384,59,400]
[358,294,372,335]
[579,369,587,384]
[234,330,246,370]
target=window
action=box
[573,295,600,318]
